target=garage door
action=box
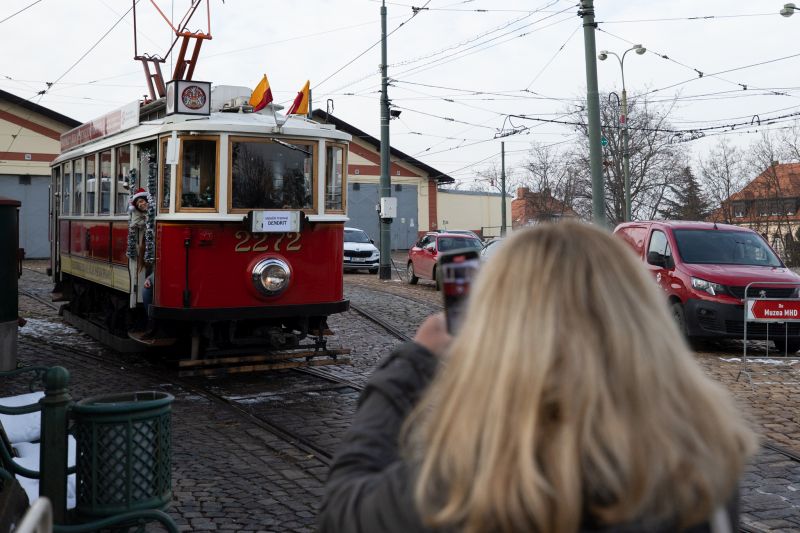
[347,182,418,249]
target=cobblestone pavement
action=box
[12,263,800,531]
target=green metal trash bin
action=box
[71,391,173,519]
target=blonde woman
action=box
[319,221,757,533]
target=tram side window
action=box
[85,155,96,215]
[62,161,72,215]
[160,139,171,211]
[99,150,111,215]
[73,159,83,215]
[180,139,216,209]
[115,145,131,214]
[230,139,313,210]
[325,145,345,212]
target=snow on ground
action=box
[18,318,89,348]
[719,357,800,366]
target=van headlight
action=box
[691,277,726,296]
[252,259,290,296]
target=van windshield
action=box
[673,229,783,267]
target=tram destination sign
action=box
[746,298,800,322]
[60,100,140,152]
[247,210,302,233]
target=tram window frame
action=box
[72,158,84,216]
[176,135,219,213]
[84,154,97,215]
[159,137,172,212]
[99,150,112,215]
[115,145,132,215]
[325,143,347,214]
[227,136,317,214]
[62,161,72,215]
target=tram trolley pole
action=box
[739,280,800,387]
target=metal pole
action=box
[39,366,71,524]
[500,141,507,237]
[379,0,392,279]
[580,0,606,227]
[622,87,631,221]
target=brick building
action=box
[511,187,578,229]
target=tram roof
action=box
[54,107,351,164]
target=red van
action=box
[614,221,800,351]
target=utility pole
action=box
[621,87,631,221]
[500,141,507,237]
[379,0,392,279]
[579,0,606,227]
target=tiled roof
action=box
[728,163,800,201]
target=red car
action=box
[614,221,800,351]
[407,232,483,290]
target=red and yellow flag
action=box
[286,80,310,115]
[249,74,273,112]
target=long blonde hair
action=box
[403,221,757,533]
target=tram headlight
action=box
[252,259,291,296]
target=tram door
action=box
[50,166,61,280]
[129,141,158,306]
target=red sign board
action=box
[746,299,800,322]
[60,101,140,152]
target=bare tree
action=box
[521,142,579,217]
[568,92,687,224]
[698,138,747,223]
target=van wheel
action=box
[773,338,800,354]
[434,267,442,291]
[407,262,419,284]
[671,302,688,337]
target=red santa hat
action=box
[130,188,149,204]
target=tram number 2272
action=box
[234,231,302,253]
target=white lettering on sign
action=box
[250,210,301,233]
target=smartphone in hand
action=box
[439,249,480,334]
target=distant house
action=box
[511,187,578,229]
[721,162,800,259]
[0,89,80,258]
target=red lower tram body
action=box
[57,219,347,352]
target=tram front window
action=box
[231,139,313,210]
[180,139,216,209]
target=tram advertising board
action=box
[745,298,800,322]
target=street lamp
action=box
[598,44,646,222]
[781,3,797,16]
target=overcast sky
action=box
[2,0,798,185]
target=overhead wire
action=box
[0,0,42,25]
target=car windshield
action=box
[673,229,783,267]
[438,237,482,252]
[344,230,371,244]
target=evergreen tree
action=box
[659,166,711,220]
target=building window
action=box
[395,184,402,192]
[18,175,30,185]
[784,199,796,215]
[352,182,360,191]
[733,202,745,218]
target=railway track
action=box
[18,328,362,465]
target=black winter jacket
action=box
[318,342,739,533]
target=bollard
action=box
[0,197,21,371]
[39,367,71,524]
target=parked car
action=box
[437,229,482,241]
[343,227,380,274]
[614,220,800,351]
[407,232,483,289]
[480,237,504,263]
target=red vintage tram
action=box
[49,81,351,364]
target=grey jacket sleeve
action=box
[318,342,439,533]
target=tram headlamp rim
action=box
[252,258,291,296]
